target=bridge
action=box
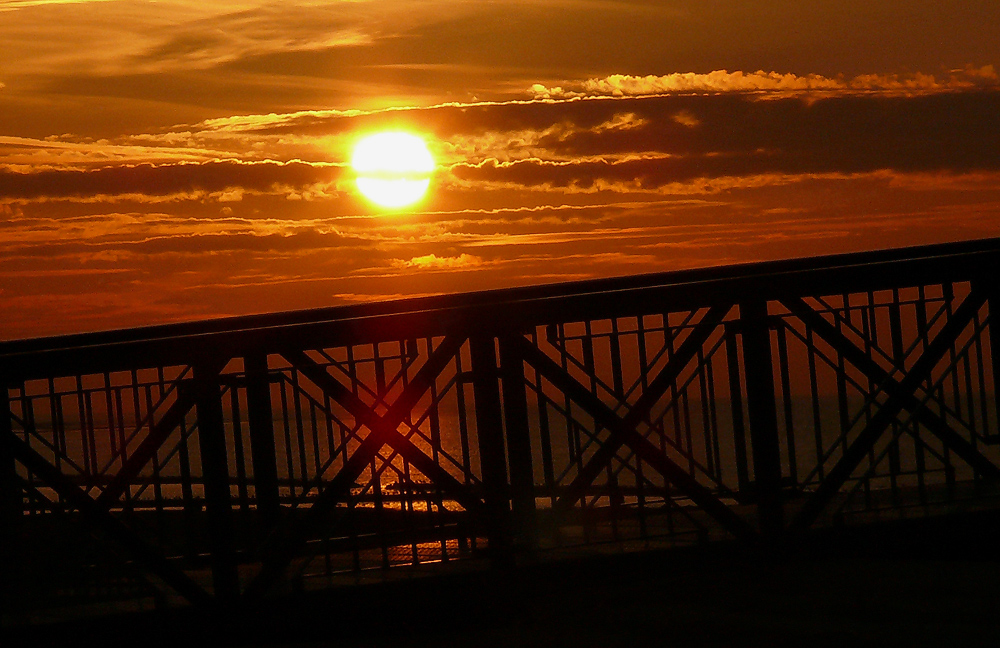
[3,237,1000,629]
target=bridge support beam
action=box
[193,361,240,603]
[470,334,512,566]
[975,274,1000,437]
[499,335,537,552]
[245,354,280,534]
[0,385,22,616]
[740,301,784,540]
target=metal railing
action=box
[3,237,1000,620]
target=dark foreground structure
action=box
[3,238,1000,644]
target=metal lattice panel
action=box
[2,237,1000,619]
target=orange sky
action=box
[1,1,999,340]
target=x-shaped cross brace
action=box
[244,334,480,599]
[506,305,757,544]
[784,289,1000,531]
[1,358,230,606]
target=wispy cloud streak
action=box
[532,66,1000,99]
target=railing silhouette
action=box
[3,237,1000,620]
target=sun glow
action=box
[351,131,435,209]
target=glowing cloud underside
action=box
[351,132,435,209]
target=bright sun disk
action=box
[351,131,435,209]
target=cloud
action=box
[136,19,375,72]
[448,90,1000,189]
[5,167,999,341]
[393,253,483,270]
[532,66,1000,99]
[6,82,999,214]
[0,134,226,169]
[333,291,440,303]
[153,74,1000,176]
[216,188,244,202]
[196,110,364,134]
[0,0,115,8]
[671,110,699,127]
[0,159,341,203]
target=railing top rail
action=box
[2,236,999,380]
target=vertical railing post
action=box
[888,292,906,501]
[0,383,22,616]
[976,257,1000,440]
[725,325,751,493]
[469,334,512,566]
[740,301,784,540]
[991,287,1000,440]
[244,354,280,534]
[193,361,240,603]
[498,335,536,552]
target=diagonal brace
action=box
[97,356,228,505]
[510,332,757,544]
[243,334,469,598]
[283,348,482,512]
[3,431,213,607]
[545,305,731,515]
[784,289,996,532]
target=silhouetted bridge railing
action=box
[3,238,1000,621]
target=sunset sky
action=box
[2,1,999,340]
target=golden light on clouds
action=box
[351,132,435,209]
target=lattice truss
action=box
[2,334,490,605]
[513,305,749,546]
[6,363,218,605]
[252,335,488,590]
[774,282,1000,529]
[508,280,1000,542]
[2,279,999,609]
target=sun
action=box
[351,131,435,209]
